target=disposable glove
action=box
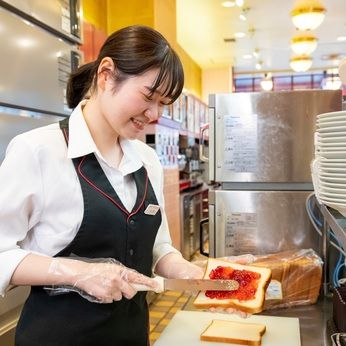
[155,253,204,279]
[45,257,158,304]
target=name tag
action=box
[144,204,160,216]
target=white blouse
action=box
[0,100,178,295]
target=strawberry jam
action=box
[205,266,261,301]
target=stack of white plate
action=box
[313,110,346,216]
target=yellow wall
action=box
[86,0,202,98]
[82,0,107,32]
[202,67,233,103]
[106,0,155,32]
[154,0,201,98]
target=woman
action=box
[0,25,203,345]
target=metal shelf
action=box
[319,204,346,254]
[318,203,346,295]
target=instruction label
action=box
[225,212,258,255]
[223,114,257,173]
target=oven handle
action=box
[199,123,209,162]
[200,218,209,257]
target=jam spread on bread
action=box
[206,266,261,300]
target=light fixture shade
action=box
[290,55,313,72]
[260,74,273,91]
[290,32,317,55]
[291,0,326,31]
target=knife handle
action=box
[132,276,164,293]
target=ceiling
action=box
[176,0,346,75]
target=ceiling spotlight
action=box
[290,55,313,72]
[255,61,263,70]
[236,0,244,7]
[222,1,235,7]
[260,73,273,91]
[239,7,250,21]
[291,0,326,31]
[234,32,246,38]
[290,31,317,55]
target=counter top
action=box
[182,295,333,346]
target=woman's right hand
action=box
[48,258,158,303]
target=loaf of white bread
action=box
[200,319,266,346]
[194,258,272,314]
[251,249,323,310]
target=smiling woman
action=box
[0,25,206,346]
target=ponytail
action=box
[66,61,96,109]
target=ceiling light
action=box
[222,1,235,7]
[291,0,326,31]
[243,54,253,59]
[239,13,247,21]
[234,32,246,38]
[290,32,317,55]
[260,73,273,91]
[321,76,342,90]
[255,61,263,70]
[290,55,313,72]
[337,36,346,42]
[235,0,244,7]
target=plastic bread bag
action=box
[218,249,323,310]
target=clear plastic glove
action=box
[45,257,157,304]
[155,253,204,279]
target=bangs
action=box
[148,49,184,104]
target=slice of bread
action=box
[200,319,266,346]
[194,258,271,313]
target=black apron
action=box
[15,118,162,346]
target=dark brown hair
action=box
[66,25,184,108]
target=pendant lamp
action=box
[291,0,326,31]
[291,32,317,55]
[290,55,313,72]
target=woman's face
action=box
[98,67,171,140]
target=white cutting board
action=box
[154,311,300,346]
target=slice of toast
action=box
[200,319,266,345]
[194,258,271,313]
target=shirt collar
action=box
[67,100,151,173]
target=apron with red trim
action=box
[15,117,162,346]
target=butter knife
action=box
[132,276,239,293]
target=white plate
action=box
[317,131,346,138]
[320,167,346,175]
[319,151,346,159]
[319,181,346,189]
[318,126,346,133]
[318,120,346,128]
[320,176,346,183]
[319,137,346,144]
[320,171,346,177]
[319,158,346,163]
[317,111,346,119]
[318,143,346,148]
[320,162,346,167]
[320,195,346,202]
[317,147,346,151]
[318,115,346,123]
[320,184,346,192]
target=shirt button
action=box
[129,249,134,256]
[129,220,135,225]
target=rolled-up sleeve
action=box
[0,136,43,295]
